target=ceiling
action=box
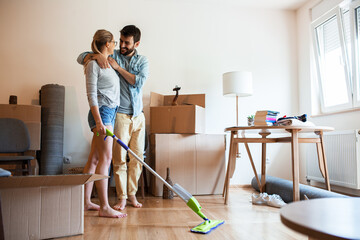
[223,0,312,10]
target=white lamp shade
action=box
[222,71,253,97]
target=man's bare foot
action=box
[99,206,127,218]
[84,202,100,211]
[113,199,127,211]
[128,195,142,208]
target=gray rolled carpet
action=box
[251,175,348,203]
[40,84,65,175]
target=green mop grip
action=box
[105,129,129,150]
[187,197,208,220]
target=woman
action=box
[83,29,126,218]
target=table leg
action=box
[316,131,331,191]
[259,132,271,193]
[223,132,233,197]
[244,143,261,190]
[290,129,300,201]
[261,142,267,193]
[315,142,325,178]
[224,131,236,204]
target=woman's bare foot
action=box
[84,202,100,211]
[113,199,127,211]
[128,195,142,208]
[99,206,127,218]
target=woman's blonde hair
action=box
[84,29,114,73]
[91,29,113,54]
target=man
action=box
[78,25,149,210]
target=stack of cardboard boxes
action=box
[149,92,225,196]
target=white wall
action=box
[0,0,298,184]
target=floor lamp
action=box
[222,71,253,157]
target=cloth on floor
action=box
[251,192,286,208]
[275,119,315,127]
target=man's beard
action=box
[120,47,135,56]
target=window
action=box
[312,1,360,113]
[352,1,360,106]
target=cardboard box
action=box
[150,134,225,196]
[150,92,205,134]
[0,104,41,150]
[0,174,107,240]
[0,104,41,122]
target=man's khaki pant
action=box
[112,112,145,200]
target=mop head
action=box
[190,219,225,234]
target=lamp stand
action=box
[236,96,238,126]
[235,96,241,158]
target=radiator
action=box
[306,129,360,189]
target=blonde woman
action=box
[83,29,126,218]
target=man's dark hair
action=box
[120,25,141,43]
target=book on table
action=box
[255,110,279,116]
[254,110,279,126]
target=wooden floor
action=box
[63,187,307,240]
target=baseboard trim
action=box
[230,184,252,189]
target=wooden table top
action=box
[280,198,360,240]
[225,125,334,132]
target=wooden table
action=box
[223,125,334,204]
[280,198,360,240]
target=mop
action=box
[105,129,224,234]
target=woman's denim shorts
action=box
[88,106,117,130]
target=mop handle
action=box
[106,129,186,202]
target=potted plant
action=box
[247,115,254,126]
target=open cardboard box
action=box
[150,92,206,134]
[0,174,107,240]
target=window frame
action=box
[350,0,360,107]
[311,6,353,113]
